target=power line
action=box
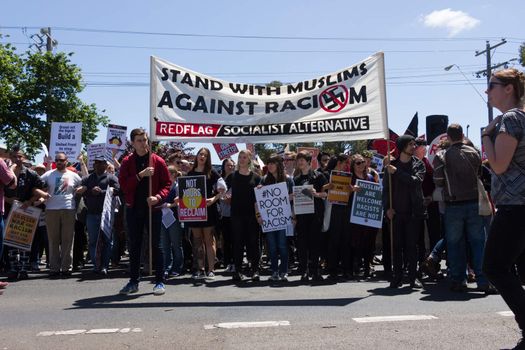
[1,41,476,54]
[2,26,522,42]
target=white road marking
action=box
[37,328,143,336]
[497,311,514,317]
[55,330,88,335]
[353,315,438,323]
[204,321,290,330]
[86,328,120,334]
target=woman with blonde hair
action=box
[225,149,262,281]
[482,68,525,349]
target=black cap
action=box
[396,135,415,152]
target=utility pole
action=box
[475,39,506,122]
[29,27,57,53]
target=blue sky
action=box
[1,0,524,163]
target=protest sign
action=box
[297,147,320,170]
[178,175,207,222]
[350,179,383,228]
[150,53,388,143]
[106,124,127,150]
[212,143,239,161]
[371,155,384,173]
[4,201,41,251]
[161,207,176,228]
[100,187,116,240]
[255,182,293,233]
[86,143,106,170]
[327,171,352,205]
[49,122,82,159]
[293,185,315,215]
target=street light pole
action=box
[443,64,486,103]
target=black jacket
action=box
[382,156,426,218]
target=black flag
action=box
[404,112,418,137]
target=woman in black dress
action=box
[187,147,222,280]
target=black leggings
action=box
[483,206,525,335]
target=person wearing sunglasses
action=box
[40,152,82,278]
[348,154,378,279]
[481,68,525,350]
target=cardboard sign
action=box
[371,155,384,173]
[327,170,352,205]
[255,182,293,233]
[212,143,239,161]
[86,143,106,170]
[106,124,127,150]
[4,201,42,251]
[293,185,315,215]
[49,122,82,159]
[350,179,383,228]
[178,175,207,222]
[100,187,116,239]
[297,147,320,171]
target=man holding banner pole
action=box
[118,128,171,296]
[383,135,426,289]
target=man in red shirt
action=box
[118,128,171,296]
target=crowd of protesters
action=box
[1,68,525,347]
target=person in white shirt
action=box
[41,152,82,277]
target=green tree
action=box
[0,40,109,158]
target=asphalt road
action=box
[0,266,522,350]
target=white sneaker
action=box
[206,271,215,280]
[153,283,165,296]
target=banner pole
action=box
[148,152,153,277]
[148,56,154,277]
[377,51,394,280]
[386,141,394,280]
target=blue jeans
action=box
[161,221,184,274]
[430,238,446,262]
[444,201,488,286]
[265,229,288,274]
[86,214,112,270]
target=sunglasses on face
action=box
[354,161,365,165]
[488,81,506,90]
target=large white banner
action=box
[150,53,388,143]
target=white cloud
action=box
[422,8,480,36]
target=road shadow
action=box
[418,282,488,302]
[68,295,364,310]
